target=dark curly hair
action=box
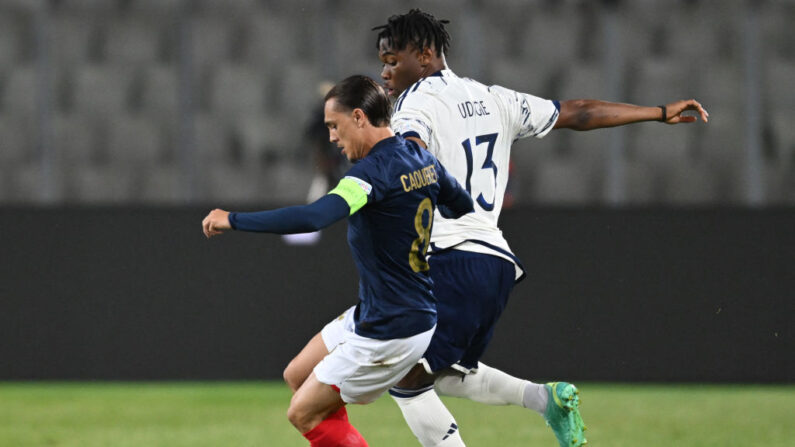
[373,9,451,56]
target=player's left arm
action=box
[405,136,427,149]
[553,99,709,131]
[435,161,474,219]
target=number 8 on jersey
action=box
[409,198,433,272]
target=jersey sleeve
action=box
[328,160,382,214]
[228,194,349,234]
[390,91,434,145]
[489,85,560,140]
[434,159,474,219]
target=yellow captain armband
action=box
[328,177,370,215]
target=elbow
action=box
[441,196,474,219]
[560,99,594,131]
[301,216,325,233]
[462,200,475,216]
[308,221,325,232]
[571,100,594,131]
[462,194,475,215]
[302,206,339,232]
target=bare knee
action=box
[396,363,436,389]
[287,396,319,433]
[283,362,302,393]
[285,400,303,430]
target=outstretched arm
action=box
[202,194,350,238]
[553,98,708,131]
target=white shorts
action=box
[315,305,435,404]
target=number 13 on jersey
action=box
[461,132,499,211]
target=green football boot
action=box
[543,382,587,447]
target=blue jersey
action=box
[340,135,470,339]
[227,134,472,340]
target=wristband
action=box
[658,105,667,122]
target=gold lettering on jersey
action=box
[400,165,438,192]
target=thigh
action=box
[284,306,356,392]
[395,362,437,389]
[284,332,328,392]
[320,305,356,351]
[289,372,345,432]
[456,257,515,369]
[423,251,515,373]
[314,325,434,404]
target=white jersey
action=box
[390,69,559,280]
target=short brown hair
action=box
[324,75,392,127]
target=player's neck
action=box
[362,127,396,157]
[430,54,448,74]
[420,59,446,79]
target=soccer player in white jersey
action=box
[284,9,709,447]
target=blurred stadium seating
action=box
[0,0,792,205]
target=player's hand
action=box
[202,208,231,238]
[664,99,709,124]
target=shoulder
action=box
[394,71,453,112]
[487,83,556,111]
[359,137,404,173]
[485,84,522,104]
[345,155,379,180]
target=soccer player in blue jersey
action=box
[202,75,473,447]
[284,10,709,447]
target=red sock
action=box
[327,406,349,422]
[325,387,348,423]
[303,415,368,447]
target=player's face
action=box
[378,39,426,98]
[324,98,366,161]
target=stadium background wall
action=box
[1,207,791,383]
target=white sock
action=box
[521,380,549,415]
[390,386,466,447]
[434,362,548,415]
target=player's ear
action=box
[352,108,367,128]
[419,46,434,65]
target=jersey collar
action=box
[430,69,452,77]
[369,135,401,155]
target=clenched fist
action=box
[202,208,231,238]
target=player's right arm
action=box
[202,173,377,238]
[391,91,433,150]
[203,193,350,238]
[203,160,381,239]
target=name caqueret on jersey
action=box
[400,165,439,192]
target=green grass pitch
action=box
[1,382,792,446]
